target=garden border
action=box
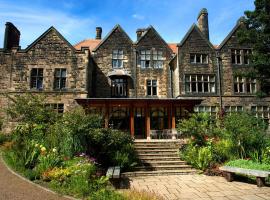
[0,152,78,200]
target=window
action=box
[243,49,251,65]
[54,68,66,90]
[147,80,157,96]
[185,75,215,93]
[140,50,151,68]
[111,78,127,97]
[190,54,208,64]
[112,50,124,68]
[153,50,164,68]
[225,106,243,114]
[30,68,43,89]
[140,50,165,68]
[194,106,217,116]
[46,103,64,114]
[231,49,252,65]
[234,76,257,94]
[251,106,270,124]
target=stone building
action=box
[0,8,269,137]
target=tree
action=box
[238,0,270,94]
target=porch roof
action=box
[75,97,203,106]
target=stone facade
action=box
[1,8,270,132]
[0,25,90,131]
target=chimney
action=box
[136,28,146,41]
[3,22,20,51]
[96,27,102,40]
[197,8,209,40]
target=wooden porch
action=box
[75,98,202,139]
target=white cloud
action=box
[0,3,95,48]
[132,14,145,20]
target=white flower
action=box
[52,148,57,153]
[35,144,39,147]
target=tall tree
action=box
[238,0,270,95]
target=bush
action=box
[0,133,10,145]
[212,139,235,163]
[224,112,269,160]
[177,113,221,146]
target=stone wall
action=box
[0,27,90,132]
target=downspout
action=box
[216,51,223,112]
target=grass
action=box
[225,159,270,171]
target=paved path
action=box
[129,175,270,200]
[0,155,70,200]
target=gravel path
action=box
[0,155,71,200]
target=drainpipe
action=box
[216,51,223,113]
[133,48,137,98]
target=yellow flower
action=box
[41,147,46,152]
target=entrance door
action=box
[134,107,145,139]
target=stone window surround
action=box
[224,106,244,114]
[194,105,217,116]
[251,105,270,124]
[234,76,257,94]
[45,103,64,114]
[190,53,209,64]
[30,68,43,90]
[146,79,157,96]
[54,68,67,90]
[112,49,124,68]
[184,74,216,94]
[231,49,252,65]
[139,49,165,69]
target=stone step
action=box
[136,149,178,154]
[133,165,192,171]
[138,156,181,161]
[135,146,179,150]
[121,169,197,177]
[137,153,179,157]
[141,160,187,166]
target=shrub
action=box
[177,113,221,146]
[212,139,235,163]
[0,133,10,145]
[224,112,269,160]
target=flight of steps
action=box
[121,140,197,177]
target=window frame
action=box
[112,49,124,69]
[189,53,209,64]
[30,68,43,90]
[185,74,216,94]
[146,79,157,96]
[234,76,257,94]
[54,68,67,90]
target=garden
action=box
[0,94,161,200]
[177,111,270,183]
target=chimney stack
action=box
[136,28,147,41]
[96,27,102,40]
[3,22,20,51]
[197,8,209,40]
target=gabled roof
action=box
[92,24,133,52]
[25,26,76,52]
[178,23,214,49]
[74,39,101,51]
[217,20,243,50]
[135,26,173,54]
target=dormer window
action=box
[112,50,124,68]
[190,54,208,64]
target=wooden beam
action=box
[145,105,150,140]
[172,105,176,129]
[130,106,134,138]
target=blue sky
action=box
[0,0,255,48]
